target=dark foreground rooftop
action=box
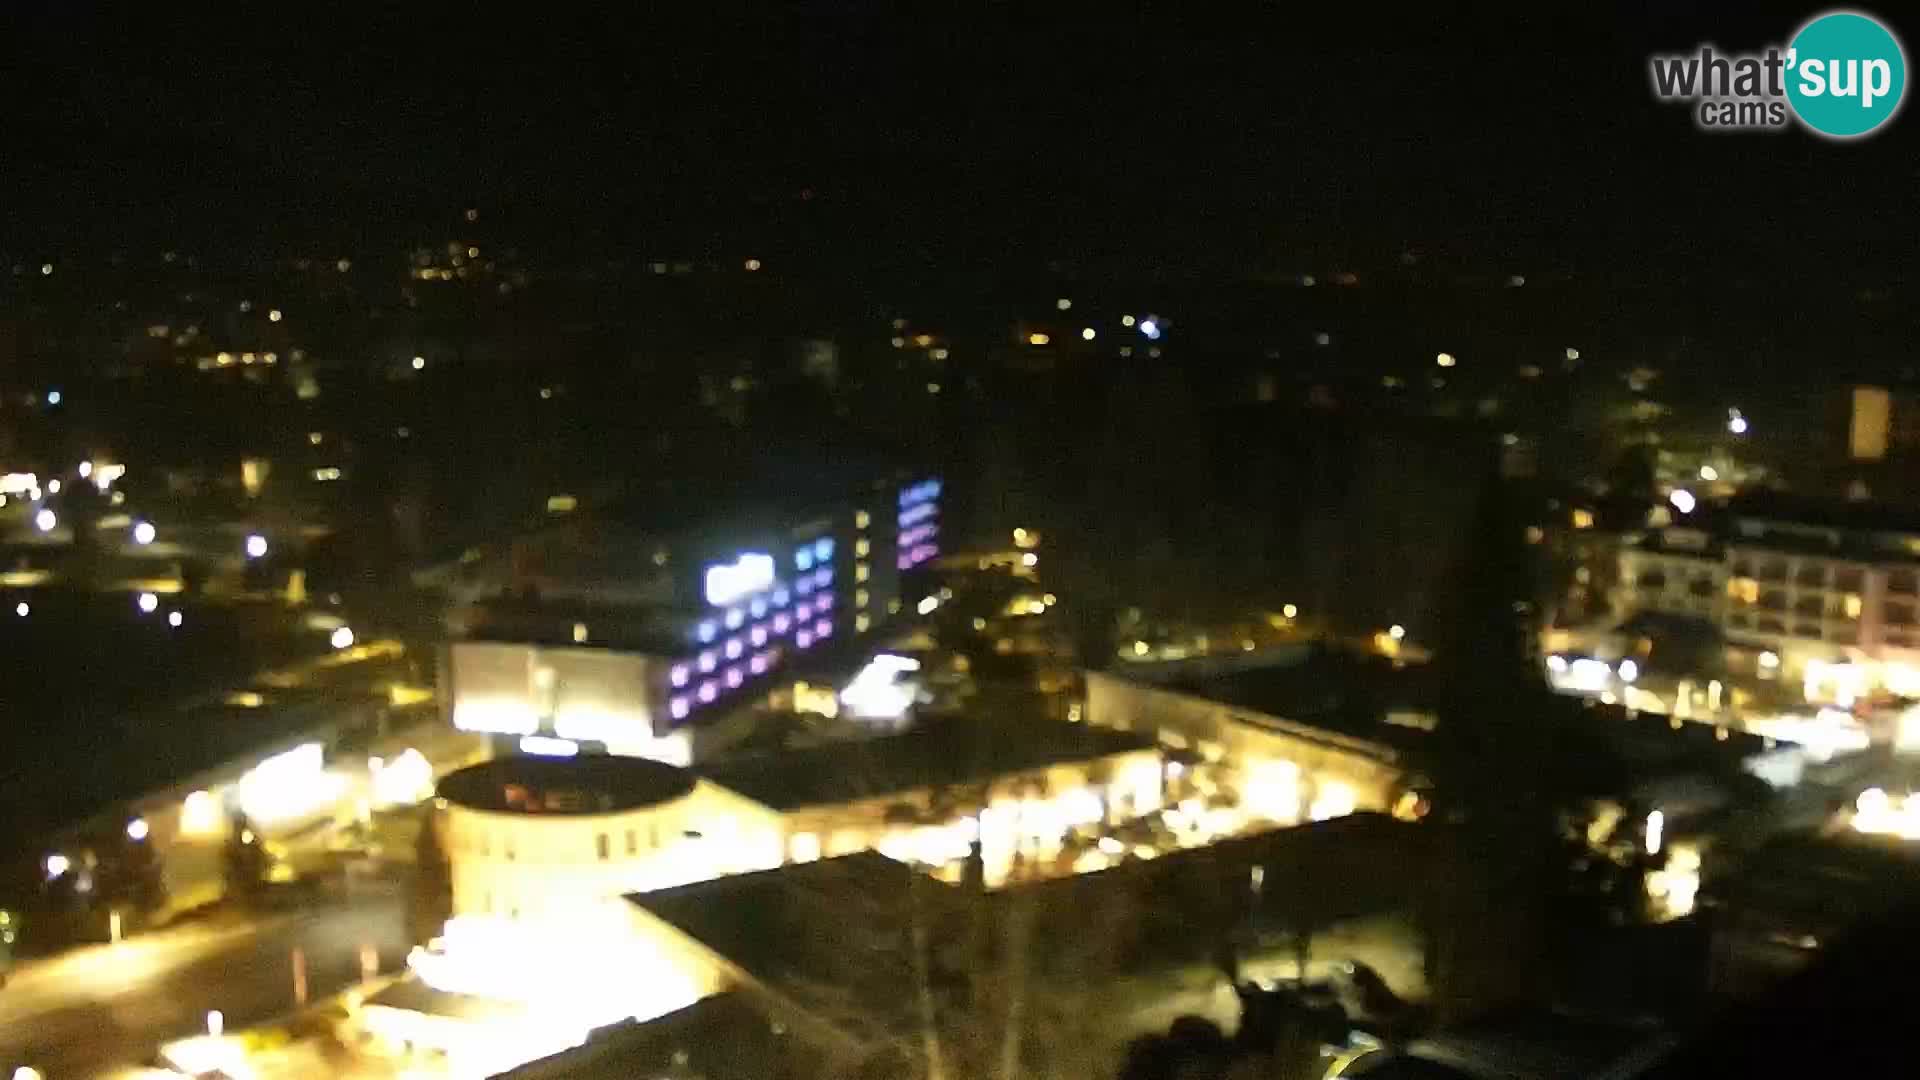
[700,717,1154,810]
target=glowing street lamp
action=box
[331,626,356,650]
[245,534,268,559]
[133,521,156,545]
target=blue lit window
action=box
[795,548,814,571]
[724,608,745,630]
[697,620,718,643]
[814,538,834,560]
[750,598,767,618]
[773,588,790,607]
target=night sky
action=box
[2,4,1915,286]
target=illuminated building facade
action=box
[1083,668,1407,828]
[434,719,1166,926]
[443,470,942,761]
[1615,495,1920,699]
[436,756,782,920]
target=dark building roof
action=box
[1162,646,1434,756]
[1728,491,1920,537]
[631,852,928,1047]
[698,718,1156,810]
[437,754,696,815]
[497,993,841,1080]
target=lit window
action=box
[790,833,821,863]
[725,638,744,659]
[626,830,638,856]
[856,613,872,632]
[855,510,870,530]
[856,589,870,608]
[597,834,610,861]
[698,651,718,673]
[725,608,745,630]
[856,538,871,557]
[726,667,745,688]
[1846,593,1864,619]
[856,563,871,583]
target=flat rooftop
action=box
[438,754,697,815]
[497,993,840,1080]
[699,718,1155,810]
[631,852,929,1047]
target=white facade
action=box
[443,779,781,920]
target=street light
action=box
[33,508,55,533]
[138,592,159,614]
[133,520,156,545]
[126,818,150,842]
[331,626,356,650]
[245,533,268,559]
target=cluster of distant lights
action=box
[898,477,941,571]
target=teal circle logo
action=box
[1786,11,1907,138]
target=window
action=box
[1758,559,1789,582]
[856,563,870,583]
[1843,593,1864,619]
[1793,623,1821,640]
[1889,602,1916,626]
[1759,590,1787,612]
[597,833,610,860]
[1793,596,1823,618]
[1689,577,1715,598]
[1729,578,1759,604]
[1758,618,1786,635]
[789,832,821,863]
[1836,568,1865,591]
[1795,565,1827,588]
[1892,570,1919,596]
[626,829,638,856]
[856,538,871,557]
[1638,572,1666,590]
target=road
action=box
[0,893,408,1079]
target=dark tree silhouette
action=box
[223,813,270,905]
[409,807,453,945]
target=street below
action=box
[0,892,407,1079]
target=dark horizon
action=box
[3,4,1914,286]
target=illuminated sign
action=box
[704,553,775,607]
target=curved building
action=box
[436,755,781,919]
